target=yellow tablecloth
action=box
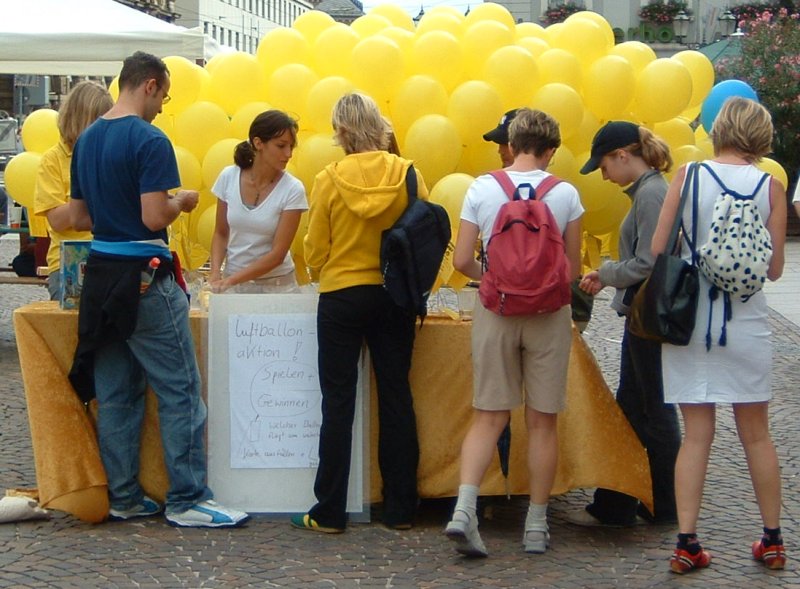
[14,301,652,522]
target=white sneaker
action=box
[523,525,550,554]
[165,500,250,528]
[444,510,488,557]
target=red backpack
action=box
[478,170,572,316]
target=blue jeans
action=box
[94,273,212,514]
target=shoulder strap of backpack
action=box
[488,170,516,200]
[405,164,418,206]
[533,175,562,200]
[699,162,770,200]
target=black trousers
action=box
[309,285,419,528]
[587,320,681,524]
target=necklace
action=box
[246,170,279,206]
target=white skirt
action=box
[662,275,772,404]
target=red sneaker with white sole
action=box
[752,539,786,570]
[670,547,712,574]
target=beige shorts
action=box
[471,303,571,414]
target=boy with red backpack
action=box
[444,108,583,557]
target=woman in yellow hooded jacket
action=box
[293,93,428,533]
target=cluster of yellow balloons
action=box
[5,3,790,286]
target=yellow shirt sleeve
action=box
[34,143,70,217]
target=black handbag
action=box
[628,163,699,346]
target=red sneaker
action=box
[752,539,786,570]
[670,547,712,574]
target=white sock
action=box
[453,484,480,519]
[526,502,548,530]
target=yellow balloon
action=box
[230,101,273,140]
[459,139,501,177]
[162,56,204,115]
[378,26,415,57]
[201,138,241,190]
[416,12,464,38]
[515,37,550,60]
[653,118,695,152]
[292,10,336,45]
[609,41,656,76]
[515,21,548,41]
[681,103,701,122]
[388,75,448,143]
[537,48,582,91]
[447,81,504,145]
[464,2,516,30]
[174,146,203,191]
[4,152,41,209]
[410,31,464,92]
[550,17,610,69]
[306,77,356,133]
[672,50,715,109]
[311,24,359,78]
[196,188,217,215]
[350,13,392,37]
[20,109,58,153]
[429,172,475,288]
[174,101,231,163]
[757,157,789,190]
[351,36,405,104]
[667,145,705,182]
[583,55,636,121]
[204,53,226,74]
[582,192,631,236]
[402,114,462,187]
[267,63,319,121]
[292,133,346,192]
[256,27,310,76]
[572,170,619,213]
[369,3,414,30]
[543,22,565,44]
[109,76,119,102]
[152,112,175,142]
[462,20,514,78]
[696,135,715,158]
[565,11,616,48]
[207,52,267,116]
[564,108,601,156]
[170,213,209,271]
[548,145,577,182]
[196,205,217,253]
[530,83,584,141]
[482,45,539,111]
[631,58,693,124]
[426,5,466,21]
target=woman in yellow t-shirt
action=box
[33,81,113,300]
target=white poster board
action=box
[207,293,368,515]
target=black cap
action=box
[580,121,641,175]
[483,109,519,145]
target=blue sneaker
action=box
[165,500,250,528]
[108,496,162,521]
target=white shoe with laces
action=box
[165,500,250,528]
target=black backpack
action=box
[380,165,451,322]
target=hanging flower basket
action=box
[638,1,692,25]
[540,2,586,25]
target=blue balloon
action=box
[700,79,759,132]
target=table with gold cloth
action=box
[14,301,652,523]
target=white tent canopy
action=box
[0,0,219,76]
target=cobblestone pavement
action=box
[0,236,798,588]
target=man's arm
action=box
[141,190,198,232]
[69,198,93,232]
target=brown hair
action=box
[622,127,673,173]
[710,97,773,163]
[233,110,299,169]
[508,108,561,157]
[58,81,113,148]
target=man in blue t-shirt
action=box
[69,51,249,528]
